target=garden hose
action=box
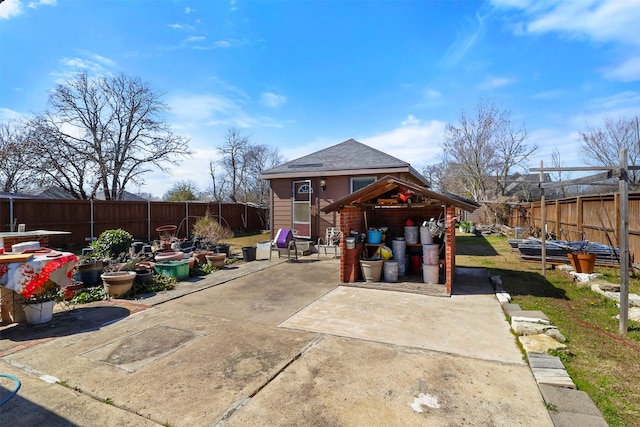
[0,373,21,406]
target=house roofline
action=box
[260,165,429,186]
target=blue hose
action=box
[0,373,21,406]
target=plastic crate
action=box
[154,260,190,280]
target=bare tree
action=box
[27,72,191,199]
[580,116,640,187]
[441,99,536,201]
[215,128,283,204]
[0,121,39,192]
[550,147,573,198]
[493,114,536,196]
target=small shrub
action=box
[91,229,134,260]
[70,286,109,304]
[192,212,234,245]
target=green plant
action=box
[459,220,473,232]
[192,212,234,245]
[132,273,176,294]
[18,282,65,304]
[91,229,134,260]
[70,286,109,304]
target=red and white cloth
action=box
[0,252,78,298]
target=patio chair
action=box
[317,227,341,259]
[269,228,298,262]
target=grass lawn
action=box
[456,234,640,427]
[225,232,270,255]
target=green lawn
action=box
[456,234,640,427]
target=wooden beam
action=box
[539,171,613,188]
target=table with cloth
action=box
[0,251,78,324]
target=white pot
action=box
[22,300,56,325]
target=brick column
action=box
[339,207,364,282]
[445,206,456,294]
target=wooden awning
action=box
[321,175,479,213]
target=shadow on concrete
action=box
[452,267,495,296]
[0,391,80,426]
[0,302,149,353]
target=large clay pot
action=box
[360,259,383,282]
[206,253,226,268]
[193,250,214,264]
[568,253,597,274]
[101,271,136,298]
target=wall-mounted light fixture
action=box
[320,177,327,191]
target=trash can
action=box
[242,246,257,262]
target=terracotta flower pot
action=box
[568,253,597,274]
[101,271,136,298]
[193,250,214,264]
[205,253,226,268]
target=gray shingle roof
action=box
[262,139,411,175]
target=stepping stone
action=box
[531,367,576,388]
[495,292,511,304]
[528,354,565,369]
[502,303,521,315]
[539,384,607,426]
[510,310,551,324]
[519,334,567,354]
[512,321,558,336]
[598,283,620,292]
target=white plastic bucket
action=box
[346,237,356,249]
[383,260,398,282]
[423,264,439,284]
[391,238,406,261]
[404,226,418,244]
[422,244,439,265]
[397,255,407,277]
[420,226,433,244]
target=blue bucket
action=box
[367,229,382,244]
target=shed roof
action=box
[260,139,428,185]
[321,175,479,213]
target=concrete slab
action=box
[158,259,340,326]
[0,361,158,426]
[226,335,553,427]
[280,286,524,364]
[2,308,318,426]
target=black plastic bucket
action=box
[242,246,256,262]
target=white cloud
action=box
[28,0,55,9]
[479,76,516,90]
[0,107,26,121]
[494,0,640,81]
[185,7,193,14]
[401,114,421,126]
[260,92,286,108]
[425,89,441,99]
[531,89,565,100]
[603,56,640,82]
[361,119,447,169]
[0,0,23,19]
[440,12,487,67]
[186,36,205,43]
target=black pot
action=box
[74,260,104,287]
[215,243,230,256]
[242,246,256,262]
[134,269,154,285]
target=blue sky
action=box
[1,0,639,198]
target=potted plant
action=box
[192,212,234,257]
[567,241,597,274]
[18,282,64,325]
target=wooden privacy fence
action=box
[506,192,640,263]
[0,198,267,248]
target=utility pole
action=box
[619,148,629,337]
[540,161,546,277]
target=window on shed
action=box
[350,176,376,193]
